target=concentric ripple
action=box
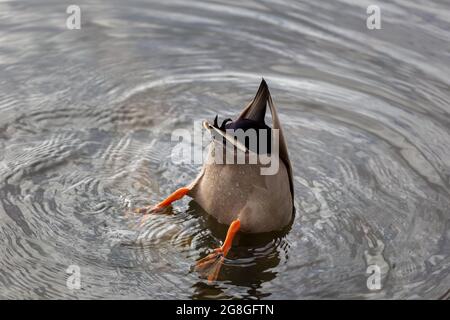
[0,0,449,299]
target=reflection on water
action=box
[0,0,449,299]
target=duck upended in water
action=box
[136,79,294,281]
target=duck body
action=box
[135,79,294,281]
[188,79,294,233]
[188,144,293,233]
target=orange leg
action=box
[195,219,241,282]
[135,187,190,214]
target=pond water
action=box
[0,0,449,299]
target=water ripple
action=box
[0,0,448,299]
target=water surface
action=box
[0,0,449,299]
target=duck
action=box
[135,79,294,281]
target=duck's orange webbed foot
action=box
[135,187,190,214]
[194,219,241,282]
[132,187,190,226]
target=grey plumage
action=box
[188,79,294,233]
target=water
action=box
[0,0,449,299]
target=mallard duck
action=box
[136,79,294,281]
